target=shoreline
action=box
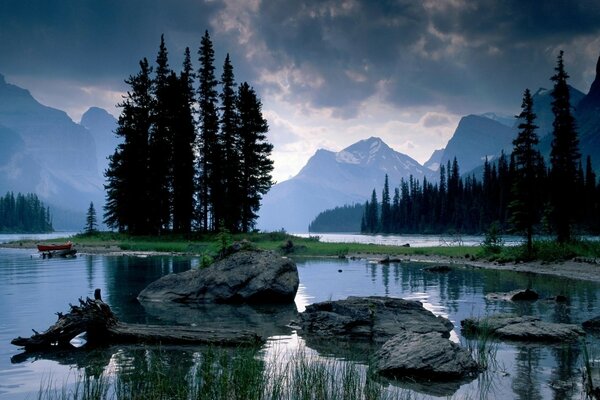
[348,252,600,283]
[4,240,600,284]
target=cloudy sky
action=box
[1,0,600,182]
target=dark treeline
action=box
[104,32,273,235]
[361,155,599,235]
[362,51,600,242]
[0,192,53,233]
[309,204,365,232]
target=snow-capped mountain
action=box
[257,137,433,232]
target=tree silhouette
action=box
[197,30,221,232]
[85,202,98,235]
[509,89,542,254]
[236,82,274,232]
[549,51,580,243]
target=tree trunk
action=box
[12,290,263,351]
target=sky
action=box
[1,0,600,182]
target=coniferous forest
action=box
[358,52,600,240]
[0,192,53,233]
[104,32,273,235]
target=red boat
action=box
[37,241,73,252]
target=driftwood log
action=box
[11,289,263,351]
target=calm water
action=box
[1,245,600,399]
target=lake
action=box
[1,244,600,399]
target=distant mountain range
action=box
[0,73,118,229]
[257,137,434,232]
[262,55,600,233]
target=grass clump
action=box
[484,239,600,263]
[33,346,420,400]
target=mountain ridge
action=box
[258,137,433,232]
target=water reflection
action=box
[2,250,600,400]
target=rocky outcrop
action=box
[375,331,481,381]
[138,250,299,304]
[298,296,453,343]
[462,314,584,342]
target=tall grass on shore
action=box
[34,346,414,400]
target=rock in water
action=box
[138,250,299,304]
[461,314,584,342]
[583,315,600,331]
[376,331,481,381]
[298,296,454,343]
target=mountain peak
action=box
[578,54,600,112]
[0,73,5,85]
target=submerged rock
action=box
[375,331,481,381]
[298,296,453,343]
[485,288,539,302]
[583,315,600,331]
[461,314,584,342]
[138,250,299,304]
[423,265,453,273]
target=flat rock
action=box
[462,314,585,342]
[375,331,481,381]
[138,250,298,304]
[298,296,453,343]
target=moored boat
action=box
[37,241,73,252]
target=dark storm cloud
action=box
[1,0,600,117]
[218,0,600,115]
[0,0,222,87]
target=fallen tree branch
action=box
[12,289,263,351]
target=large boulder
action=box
[138,250,299,304]
[298,296,454,343]
[375,331,481,381]
[462,314,585,342]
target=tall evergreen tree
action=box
[171,48,197,234]
[549,51,581,243]
[85,202,98,235]
[381,174,392,232]
[197,30,221,231]
[367,189,379,232]
[104,58,153,234]
[148,35,173,234]
[509,89,541,254]
[219,54,241,231]
[236,82,274,232]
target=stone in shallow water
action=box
[138,250,299,304]
[462,314,584,342]
[375,331,481,382]
[583,315,600,331]
[298,296,454,343]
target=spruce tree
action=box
[197,31,221,231]
[171,48,197,234]
[219,54,240,231]
[509,88,541,254]
[85,202,98,235]
[381,174,391,232]
[236,82,274,232]
[104,58,153,234]
[549,51,580,242]
[368,189,379,233]
[148,35,172,234]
